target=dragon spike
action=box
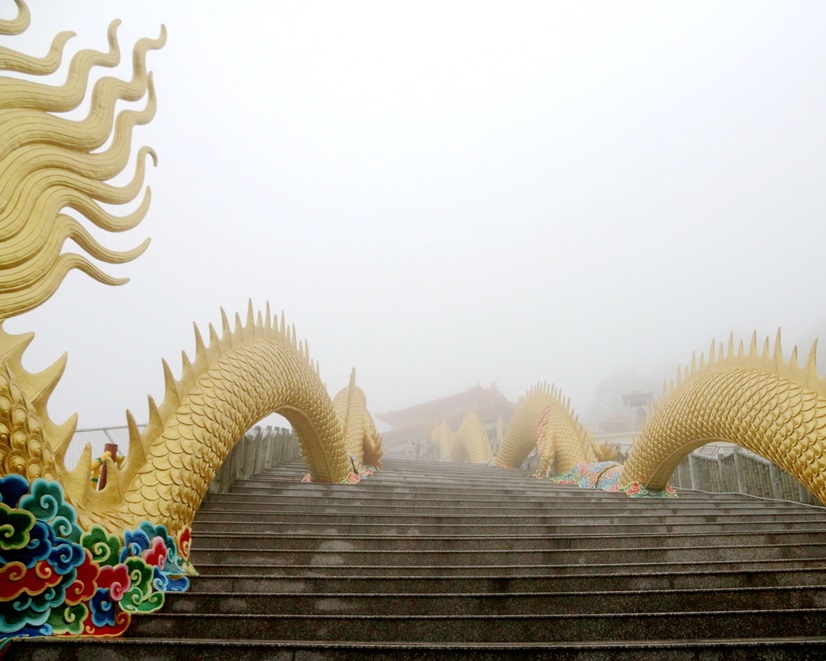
[774,328,784,372]
[62,442,93,506]
[676,365,683,388]
[727,332,735,360]
[806,339,820,386]
[48,413,78,470]
[192,323,208,371]
[349,367,356,388]
[291,324,298,350]
[179,350,195,392]
[0,329,34,368]
[233,312,244,344]
[304,339,311,362]
[219,308,232,352]
[26,351,67,414]
[207,323,222,359]
[280,310,286,336]
[256,311,264,332]
[762,335,771,368]
[264,302,272,332]
[161,358,180,407]
[122,408,146,472]
[125,408,143,449]
[708,338,716,365]
[146,394,162,430]
[245,299,255,337]
[662,380,669,401]
[699,352,706,370]
[691,351,697,375]
[749,330,759,358]
[738,339,745,358]
[98,456,123,500]
[790,345,799,376]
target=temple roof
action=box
[376,384,515,429]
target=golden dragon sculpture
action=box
[333,368,384,471]
[619,331,826,502]
[0,4,385,638]
[488,334,826,504]
[0,1,381,541]
[495,383,613,472]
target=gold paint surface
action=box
[534,396,597,477]
[449,410,493,464]
[332,368,383,470]
[620,332,826,503]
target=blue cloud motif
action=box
[51,516,82,544]
[0,597,53,630]
[119,528,151,563]
[152,566,188,593]
[12,572,72,616]
[19,480,76,529]
[0,475,29,508]
[89,589,117,628]
[0,520,55,568]
[47,539,85,575]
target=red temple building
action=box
[376,384,516,458]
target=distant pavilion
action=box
[377,384,516,458]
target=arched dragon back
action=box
[449,410,493,464]
[534,389,598,477]
[620,332,826,502]
[332,367,384,470]
[495,383,556,468]
[0,3,365,540]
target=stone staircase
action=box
[9,459,826,659]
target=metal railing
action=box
[669,445,820,506]
[64,424,301,494]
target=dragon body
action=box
[534,390,598,477]
[619,333,826,502]
[427,411,493,463]
[449,410,493,463]
[0,1,382,543]
[333,368,383,470]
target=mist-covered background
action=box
[3,1,825,435]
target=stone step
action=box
[188,530,826,552]
[189,541,826,566]
[162,584,826,615]
[191,518,826,536]
[189,564,826,592]
[10,457,825,660]
[196,499,806,516]
[11,635,826,661]
[232,477,799,505]
[208,480,805,503]
[125,608,826,642]
[193,509,826,526]
[228,480,761,502]
[191,555,826,577]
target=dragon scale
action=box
[620,333,826,500]
[449,410,493,464]
[534,394,598,477]
[332,368,383,470]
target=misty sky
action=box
[3,1,826,437]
